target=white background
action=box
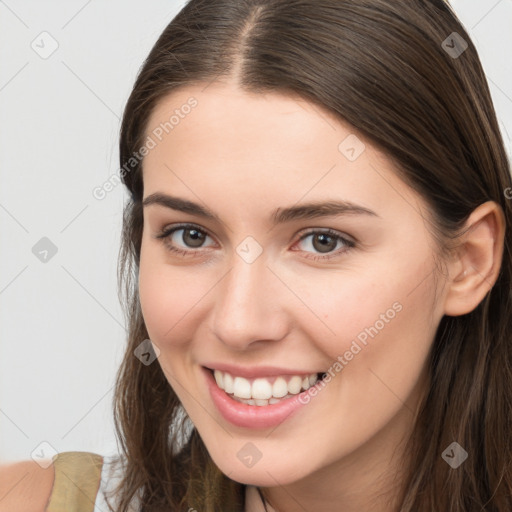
[1,0,511,462]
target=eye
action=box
[293,228,355,261]
[154,223,215,258]
[154,224,356,261]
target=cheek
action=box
[295,267,437,454]
[329,270,437,418]
[138,243,215,350]
[138,259,201,391]
[307,254,438,376]
[138,243,187,344]
[294,270,403,356]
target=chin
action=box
[208,449,315,487]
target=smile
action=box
[202,366,329,429]
[212,369,323,406]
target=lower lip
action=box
[202,366,322,429]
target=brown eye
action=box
[311,233,338,253]
[294,229,356,261]
[155,224,215,257]
[181,228,207,248]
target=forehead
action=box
[141,81,426,223]
[144,81,345,160]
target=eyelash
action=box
[154,223,356,261]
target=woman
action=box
[1,0,511,511]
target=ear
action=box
[443,201,506,317]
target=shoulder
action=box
[0,458,55,512]
[0,451,105,512]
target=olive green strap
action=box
[45,451,104,512]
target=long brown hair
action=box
[110,1,512,510]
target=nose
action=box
[210,251,289,351]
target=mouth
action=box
[205,366,328,407]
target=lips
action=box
[202,365,329,428]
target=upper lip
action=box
[203,363,321,379]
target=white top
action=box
[93,453,141,512]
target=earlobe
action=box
[443,201,506,317]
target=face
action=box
[138,81,447,489]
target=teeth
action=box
[233,376,252,399]
[272,377,288,398]
[213,369,321,401]
[223,372,234,394]
[214,370,224,389]
[288,376,302,394]
[252,378,273,400]
[235,393,296,406]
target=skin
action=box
[0,459,55,512]
[137,81,505,512]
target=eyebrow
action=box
[142,192,380,225]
